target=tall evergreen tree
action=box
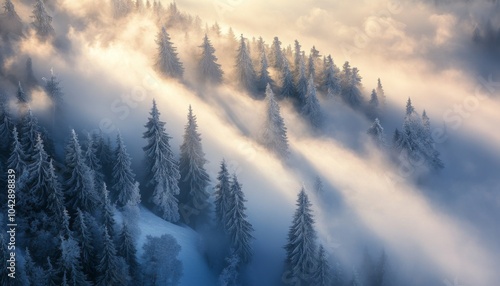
[44,68,64,109]
[45,159,65,224]
[31,0,54,38]
[301,76,322,128]
[312,245,332,286]
[261,84,289,158]
[178,105,211,227]
[58,235,91,286]
[368,89,379,119]
[93,132,113,185]
[101,183,116,238]
[235,34,257,93]
[376,78,386,105]
[270,36,284,69]
[117,222,140,285]
[19,109,39,159]
[214,159,232,231]
[74,209,96,281]
[0,104,13,154]
[26,133,51,210]
[284,188,317,285]
[225,174,254,264]
[155,26,184,78]
[322,55,341,97]
[293,40,302,79]
[258,49,274,92]
[367,118,386,147]
[280,57,295,99]
[96,227,128,286]
[64,129,98,214]
[24,248,45,285]
[26,57,38,89]
[7,127,27,186]
[111,133,140,208]
[340,62,363,108]
[295,53,308,106]
[308,53,316,80]
[84,133,104,190]
[45,257,58,286]
[198,34,223,84]
[17,81,29,104]
[143,100,180,222]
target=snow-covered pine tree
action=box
[143,100,180,222]
[31,0,54,38]
[73,209,96,281]
[178,105,211,227]
[155,26,184,79]
[376,78,386,106]
[308,53,316,80]
[219,253,240,286]
[101,183,117,238]
[293,40,302,78]
[258,49,274,93]
[24,248,45,285]
[322,55,341,97]
[261,84,289,158]
[64,129,98,214]
[368,89,379,119]
[367,118,386,147]
[141,234,183,285]
[58,235,91,286]
[198,34,223,84]
[111,132,140,208]
[44,68,64,110]
[84,133,104,190]
[295,52,308,106]
[312,245,333,286]
[214,159,231,229]
[93,132,113,185]
[421,110,444,169]
[26,57,38,89]
[235,34,257,93]
[7,127,27,187]
[45,257,58,286]
[340,62,363,108]
[25,133,51,211]
[96,227,128,286]
[301,76,322,128]
[0,104,13,154]
[117,222,140,285]
[225,174,254,264]
[19,109,40,159]
[17,81,29,104]
[280,57,295,99]
[284,188,317,285]
[313,176,324,195]
[270,36,284,69]
[45,158,65,221]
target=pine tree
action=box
[312,245,332,286]
[284,188,317,285]
[376,78,386,106]
[218,253,240,286]
[142,234,183,285]
[93,132,113,185]
[111,133,140,208]
[101,183,116,238]
[96,227,128,286]
[322,55,341,97]
[58,235,91,286]
[84,133,104,189]
[261,84,289,158]
[7,127,27,185]
[308,53,316,80]
[421,110,444,169]
[64,129,98,214]
[26,133,51,210]
[155,26,184,78]
[143,100,180,222]
[19,109,40,159]
[214,159,232,231]
[74,209,95,280]
[341,62,363,108]
[0,104,13,154]
[301,76,322,128]
[368,89,379,119]
[24,248,45,285]
[117,222,140,285]
[45,257,58,286]
[280,58,295,99]
[44,68,64,109]
[313,176,324,195]
[16,81,29,104]
[178,105,211,227]
[198,34,223,84]
[270,36,284,69]
[295,53,308,106]
[26,57,38,89]
[258,49,274,93]
[225,174,254,264]
[293,40,302,79]
[367,118,386,147]
[235,34,257,93]
[31,0,54,38]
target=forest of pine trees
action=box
[0,1,448,285]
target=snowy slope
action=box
[135,206,217,286]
